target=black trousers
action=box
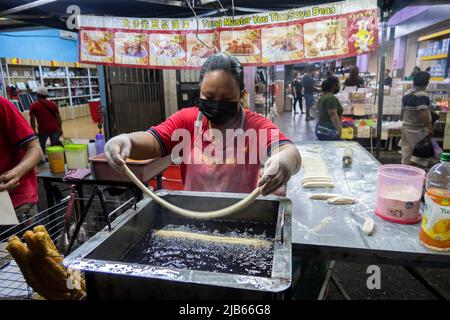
[293,95,303,112]
[38,132,61,153]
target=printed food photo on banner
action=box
[114,32,149,66]
[80,30,114,63]
[149,33,186,67]
[348,10,378,55]
[303,18,348,59]
[186,32,219,67]
[261,24,304,63]
[220,29,261,64]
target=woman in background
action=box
[315,76,343,141]
[344,66,365,88]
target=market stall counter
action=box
[289,141,450,268]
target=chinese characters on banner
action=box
[78,0,378,69]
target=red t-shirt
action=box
[149,107,291,186]
[0,96,38,208]
[29,99,60,134]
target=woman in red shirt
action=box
[105,53,301,195]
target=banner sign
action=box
[77,0,378,69]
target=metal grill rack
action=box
[0,196,136,300]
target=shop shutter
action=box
[105,67,165,137]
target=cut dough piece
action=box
[153,229,272,247]
[362,218,375,236]
[303,174,330,179]
[303,180,333,186]
[303,175,332,179]
[303,177,332,183]
[327,197,356,205]
[306,146,321,153]
[309,193,339,200]
[303,182,335,189]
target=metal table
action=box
[288,141,450,269]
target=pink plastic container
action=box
[375,164,426,224]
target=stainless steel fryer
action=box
[63,190,292,300]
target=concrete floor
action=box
[273,110,449,300]
[63,116,99,141]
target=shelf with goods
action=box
[336,85,404,144]
[0,58,99,121]
[0,59,40,113]
[417,29,450,81]
[40,66,70,107]
[69,71,91,107]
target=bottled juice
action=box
[420,153,450,251]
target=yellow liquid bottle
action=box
[420,153,450,251]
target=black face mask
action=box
[199,99,239,125]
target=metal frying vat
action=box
[64,191,292,300]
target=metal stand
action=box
[66,185,112,254]
[375,18,388,159]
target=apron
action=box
[183,110,260,193]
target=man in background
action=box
[292,73,304,115]
[303,69,316,121]
[384,69,393,87]
[29,87,63,156]
[0,96,42,223]
[400,72,433,166]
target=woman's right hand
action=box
[104,134,132,173]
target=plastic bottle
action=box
[95,134,105,155]
[88,139,96,157]
[420,152,450,251]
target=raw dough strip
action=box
[327,197,356,205]
[309,193,340,200]
[303,177,332,183]
[123,165,263,219]
[303,182,334,189]
[154,229,272,247]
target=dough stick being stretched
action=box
[123,165,264,219]
[154,229,271,247]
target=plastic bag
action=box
[431,137,443,159]
[413,136,434,158]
